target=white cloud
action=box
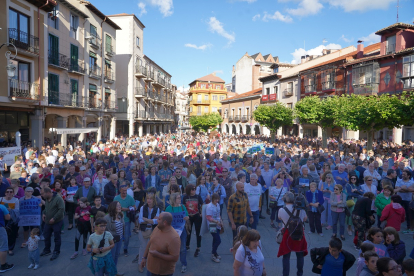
[340,34,352,43]
[184,43,212,50]
[262,11,293,22]
[358,32,381,45]
[137,2,147,16]
[252,14,261,21]
[290,43,342,64]
[177,85,189,93]
[208,17,235,45]
[287,0,323,16]
[328,0,396,12]
[141,0,173,17]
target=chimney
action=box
[306,55,310,61]
[212,72,216,76]
[301,56,306,64]
[357,43,364,59]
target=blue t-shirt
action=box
[0,204,10,227]
[321,252,345,276]
[332,171,348,187]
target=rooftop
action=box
[82,1,121,30]
[107,13,146,28]
[190,73,226,85]
[375,23,414,35]
[221,88,262,103]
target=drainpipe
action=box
[38,0,50,106]
[100,17,107,137]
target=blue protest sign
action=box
[19,198,41,227]
[253,146,260,153]
[171,210,187,236]
[265,148,275,155]
[262,185,268,193]
[67,186,78,194]
[298,178,310,187]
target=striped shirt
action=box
[115,220,123,239]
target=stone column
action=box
[146,125,150,135]
[393,127,403,145]
[277,127,283,137]
[97,117,103,142]
[129,117,134,137]
[138,124,143,137]
[354,130,360,140]
[317,126,323,138]
[30,109,44,148]
[110,117,116,140]
[383,128,388,140]
[57,117,68,148]
[298,125,304,138]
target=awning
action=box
[49,127,99,134]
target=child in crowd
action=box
[310,237,356,276]
[231,225,248,258]
[359,251,379,276]
[27,228,40,270]
[361,227,390,258]
[90,196,107,232]
[19,171,30,187]
[403,258,414,276]
[86,218,116,276]
[356,242,375,276]
[383,226,406,265]
[71,197,92,259]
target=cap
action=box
[84,177,91,182]
[80,166,86,171]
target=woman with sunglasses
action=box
[183,184,203,257]
[0,187,20,255]
[345,174,363,235]
[330,184,347,240]
[361,176,378,210]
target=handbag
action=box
[113,234,121,243]
[317,204,325,213]
[346,199,355,208]
[269,187,283,209]
[276,228,285,244]
[91,231,106,256]
[209,222,217,233]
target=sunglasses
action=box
[334,188,339,190]
[366,179,373,182]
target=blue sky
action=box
[98,0,414,91]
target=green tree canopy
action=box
[252,103,294,141]
[189,112,223,133]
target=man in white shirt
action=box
[46,152,56,166]
[396,170,414,232]
[244,173,262,230]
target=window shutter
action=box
[89,51,97,58]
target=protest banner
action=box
[171,210,187,236]
[19,198,41,227]
[265,148,275,155]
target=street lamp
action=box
[121,96,127,102]
[0,43,17,78]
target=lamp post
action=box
[0,42,17,78]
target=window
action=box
[254,105,258,111]
[215,85,220,89]
[224,109,228,118]
[212,107,217,112]
[88,84,97,108]
[117,98,127,113]
[70,14,78,39]
[48,73,59,105]
[105,35,113,54]
[287,103,293,109]
[197,106,201,114]
[386,35,396,54]
[70,79,78,106]
[9,9,30,45]
[89,84,97,92]
[204,107,208,113]
[189,106,193,112]
[246,107,250,116]
[304,74,316,93]
[220,95,225,101]
[70,44,78,70]
[90,24,98,45]
[265,87,270,95]
[208,84,212,88]
[273,67,279,73]
[200,84,206,89]
[287,82,293,94]
[403,55,414,88]
[204,95,209,101]
[89,51,97,70]
[48,34,59,66]
[273,86,278,95]
[9,60,30,98]
[212,95,218,101]
[105,88,111,108]
[321,69,335,90]
[47,5,59,29]
[136,37,140,48]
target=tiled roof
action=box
[345,46,414,66]
[194,73,225,83]
[375,23,414,35]
[250,53,260,59]
[221,88,262,102]
[83,3,121,30]
[301,43,381,72]
[263,54,270,60]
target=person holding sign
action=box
[66,177,79,230]
[206,193,223,263]
[165,192,189,273]
[293,167,314,195]
[19,187,41,248]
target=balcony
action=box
[234,115,241,122]
[153,75,165,88]
[135,87,145,97]
[69,60,85,74]
[305,85,317,95]
[89,65,101,79]
[135,110,146,119]
[192,99,210,104]
[8,28,39,56]
[103,100,117,111]
[135,65,147,78]
[145,70,154,82]
[241,115,249,122]
[104,69,115,83]
[84,97,102,110]
[48,52,69,70]
[105,43,115,56]
[9,79,39,101]
[322,81,335,92]
[386,43,395,55]
[228,116,234,122]
[284,89,293,97]
[89,33,100,49]
[148,111,155,119]
[47,91,83,108]
[352,84,378,96]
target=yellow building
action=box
[188,73,227,116]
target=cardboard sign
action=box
[19,198,41,227]
[265,148,275,155]
[171,210,187,236]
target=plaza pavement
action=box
[6,211,414,276]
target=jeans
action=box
[260,190,269,215]
[66,202,77,226]
[282,251,304,276]
[92,259,106,276]
[43,220,63,253]
[219,203,224,217]
[123,221,132,250]
[211,230,221,255]
[6,223,18,251]
[331,211,346,236]
[179,230,187,266]
[138,231,150,265]
[271,206,282,223]
[28,248,40,265]
[147,272,173,276]
[321,199,332,226]
[186,214,202,248]
[308,211,322,234]
[246,210,260,229]
[111,240,122,266]
[401,200,411,229]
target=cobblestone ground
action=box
[7,212,414,276]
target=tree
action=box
[336,93,412,150]
[252,103,294,142]
[295,96,341,148]
[189,112,223,133]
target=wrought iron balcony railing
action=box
[89,33,100,49]
[48,51,69,69]
[69,60,85,74]
[89,65,101,79]
[47,90,82,107]
[104,69,115,83]
[8,28,39,55]
[9,79,39,100]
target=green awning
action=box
[89,84,97,92]
[89,51,97,58]
[105,59,111,65]
[105,88,111,94]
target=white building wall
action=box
[234,56,253,94]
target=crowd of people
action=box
[0,132,414,275]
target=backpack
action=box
[283,206,304,241]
